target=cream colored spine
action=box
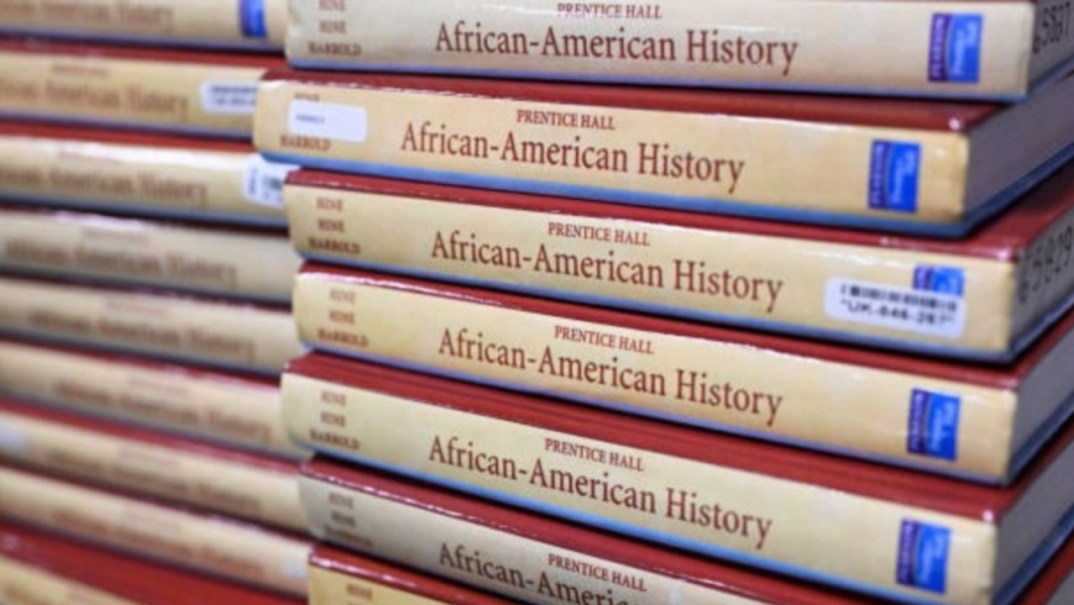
[0,467,311,597]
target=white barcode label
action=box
[243,155,298,208]
[824,278,966,339]
[200,81,258,114]
[288,100,368,142]
[282,557,308,582]
[0,424,25,453]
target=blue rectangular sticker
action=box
[239,0,267,39]
[868,141,921,213]
[913,266,965,296]
[928,14,983,83]
[897,520,951,594]
[907,389,961,461]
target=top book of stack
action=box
[284,0,1074,100]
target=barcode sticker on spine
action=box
[0,424,25,453]
[244,155,298,208]
[824,278,966,339]
[200,81,259,115]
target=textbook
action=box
[0,465,311,597]
[291,267,1074,481]
[300,435,1074,605]
[310,546,514,605]
[0,275,301,376]
[0,522,304,605]
[0,38,280,138]
[0,121,294,225]
[286,0,1074,100]
[0,207,301,302]
[285,161,1074,358]
[255,67,1074,235]
[0,398,306,531]
[0,340,306,459]
[0,0,287,51]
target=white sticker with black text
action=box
[825,278,965,339]
[243,155,298,208]
[288,100,368,142]
[200,81,259,114]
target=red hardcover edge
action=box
[0,521,303,605]
[290,353,1074,521]
[0,204,288,240]
[0,337,280,391]
[260,67,1010,132]
[311,545,515,604]
[297,262,1074,388]
[0,36,284,69]
[288,146,1074,259]
[0,270,290,311]
[0,117,254,152]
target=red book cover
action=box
[255,66,1074,235]
[291,263,1074,482]
[0,38,284,138]
[0,397,307,532]
[284,157,1074,361]
[0,120,294,225]
[0,521,303,605]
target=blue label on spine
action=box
[913,266,965,296]
[928,13,983,83]
[897,520,951,594]
[868,141,921,213]
[907,389,961,460]
[239,0,267,38]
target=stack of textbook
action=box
[255,1,1074,604]
[0,2,314,602]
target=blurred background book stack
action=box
[0,1,315,602]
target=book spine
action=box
[0,554,137,605]
[1031,0,1074,82]
[0,342,306,459]
[0,407,307,531]
[308,563,477,605]
[255,78,970,225]
[0,466,311,597]
[0,210,301,302]
[300,467,992,605]
[287,0,1034,97]
[291,272,1016,479]
[0,135,291,223]
[286,180,1013,354]
[0,0,286,48]
[0,277,301,375]
[0,50,263,137]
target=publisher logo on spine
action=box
[239,0,268,39]
[907,388,961,461]
[868,141,921,213]
[897,520,951,593]
[928,14,983,83]
[913,266,965,296]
